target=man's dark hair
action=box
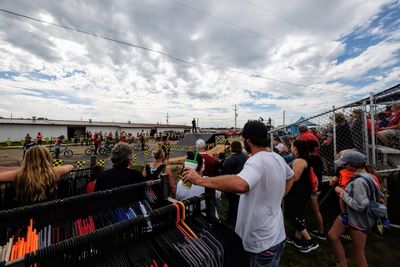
[298,124,308,134]
[242,121,270,147]
[292,139,309,159]
[230,141,243,153]
[111,143,132,168]
[245,136,270,147]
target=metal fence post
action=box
[370,93,376,166]
[270,132,274,151]
[332,106,337,159]
[362,100,370,164]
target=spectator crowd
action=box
[1,102,398,266]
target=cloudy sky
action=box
[0,0,399,127]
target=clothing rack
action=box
[5,196,214,267]
[0,177,169,239]
[57,167,91,198]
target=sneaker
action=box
[286,236,303,248]
[310,230,327,240]
[299,239,319,253]
[381,217,391,229]
[341,234,351,240]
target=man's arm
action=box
[182,168,249,193]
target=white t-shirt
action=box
[236,151,294,253]
[176,180,221,217]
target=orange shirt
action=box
[338,169,356,187]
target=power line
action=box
[169,0,275,41]
[0,8,343,94]
[242,0,333,41]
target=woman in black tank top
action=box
[285,140,319,253]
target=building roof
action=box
[0,118,191,129]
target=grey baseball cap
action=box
[334,151,366,166]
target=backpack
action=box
[145,164,166,180]
[357,174,387,219]
[309,167,319,193]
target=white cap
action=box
[196,139,206,149]
[275,143,285,152]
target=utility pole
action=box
[166,113,169,125]
[283,110,286,126]
[234,104,238,130]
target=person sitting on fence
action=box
[350,109,364,152]
[377,102,400,147]
[95,143,145,191]
[285,139,319,253]
[143,148,176,198]
[0,146,73,206]
[328,151,385,267]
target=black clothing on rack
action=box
[95,167,145,191]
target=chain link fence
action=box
[269,83,400,225]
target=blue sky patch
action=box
[239,102,278,111]
[0,71,19,79]
[246,90,273,99]
[63,70,86,78]
[337,2,400,64]
[25,70,57,81]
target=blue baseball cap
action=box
[334,151,366,166]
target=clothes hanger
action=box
[176,201,197,238]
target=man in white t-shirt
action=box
[183,121,294,267]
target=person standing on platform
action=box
[192,118,197,133]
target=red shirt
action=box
[201,153,219,177]
[299,131,319,144]
[86,181,96,194]
[389,111,400,127]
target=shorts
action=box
[381,129,400,139]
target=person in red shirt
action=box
[377,103,400,146]
[299,124,319,145]
[92,133,101,155]
[36,132,43,145]
[195,139,219,177]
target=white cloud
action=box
[0,0,399,127]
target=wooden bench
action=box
[371,145,400,166]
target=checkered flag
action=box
[52,159,63,167]
[76,160,85,169]
[96,160,105,167]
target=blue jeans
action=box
[246,241,285,267]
